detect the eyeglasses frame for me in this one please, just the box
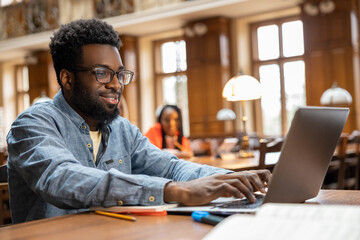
[71,65,134,85]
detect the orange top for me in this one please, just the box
[144,123,191,152]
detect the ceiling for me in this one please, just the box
[0,0,301,62]
[108,0,300,35]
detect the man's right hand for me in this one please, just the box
[163,169,271,206]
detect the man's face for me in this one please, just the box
[69,44,124,124]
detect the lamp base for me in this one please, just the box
[239,149,254,158]
[239,133,253,158]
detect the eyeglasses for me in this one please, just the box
[71,66,134,85]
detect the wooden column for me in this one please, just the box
[119,35,141,128]
[185,17,233,138]
[28,50,58,102]
[301,0,360,133]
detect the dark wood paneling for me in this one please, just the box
[119,35,140,128]
[28,50,56,103]
[302,0,359,133]
[185,17,233,138]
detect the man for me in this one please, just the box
[6,18,271,224]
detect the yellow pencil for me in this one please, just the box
[95,210,136,221]
[174,141,184,151]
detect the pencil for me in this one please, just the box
[95,210,136,221]
[174,141,184,151]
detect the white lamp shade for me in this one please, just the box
[32,91,52,105]
[222,75,261,101]
[320,84,352,106]
[216,108,236,120]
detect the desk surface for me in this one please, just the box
[189,151,279,171]
[1,190,360,240]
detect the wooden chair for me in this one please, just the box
[0,163,7,183]
[0,164,11,225]
[343,131,360,190]
[322,134,347,189]
[190,139,212,157]
[0,150,8,166]
[258,138,284,171]
[322,131,360,190]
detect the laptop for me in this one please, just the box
[167,107,349,214]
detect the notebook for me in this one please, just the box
[167,107,349,214]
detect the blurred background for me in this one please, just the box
[0,0,359,151]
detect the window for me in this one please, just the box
[251,17,305,136]
[154,38,190,136]
[15,65,30,114]
[0,0,22,7]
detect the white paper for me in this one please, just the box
[203,203,360,240]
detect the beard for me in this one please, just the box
[71,79,120,124]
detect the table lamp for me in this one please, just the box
[222,74,261,157]
[216,108,236,121]
[32,90,52,105]
[216,108,236,136]
[320,82,352,106]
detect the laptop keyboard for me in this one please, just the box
[212,194,264,209]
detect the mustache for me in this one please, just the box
[102,89,121,97]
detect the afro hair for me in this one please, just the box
[49,18,122,88]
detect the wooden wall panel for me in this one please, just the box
[187,67,207,133]
[205,65,226,133]
[302,0,359,133]
[185,17,232,138]
[28,50,55,103]
[119,35,140,127]
[305,50,327,106]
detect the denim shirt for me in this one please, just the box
[6,90,231,223]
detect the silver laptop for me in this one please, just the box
[168,107,349,214]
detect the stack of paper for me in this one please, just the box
[203,203,360,240]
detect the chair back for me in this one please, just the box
[0,164,10,225]
[0,164,7,183]
[344,130,360,189]
[259,138,284,170]
[323,131,360,190]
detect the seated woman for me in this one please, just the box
[145,105,194,159]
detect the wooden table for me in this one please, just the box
[1,190,359,240]
[188,151,279,171]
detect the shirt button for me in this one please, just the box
[87,143,91,148]
[118,200,123,205]
[149,196,155,202]
[82,125,87,129]
[118,159,123,164]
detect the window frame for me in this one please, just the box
[15,64,30,115]
[153,36,190,136]
[250,15,305,136]
[153,36,187,108]
[0,0,22,7]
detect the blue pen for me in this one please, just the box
[191,211,225,226]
